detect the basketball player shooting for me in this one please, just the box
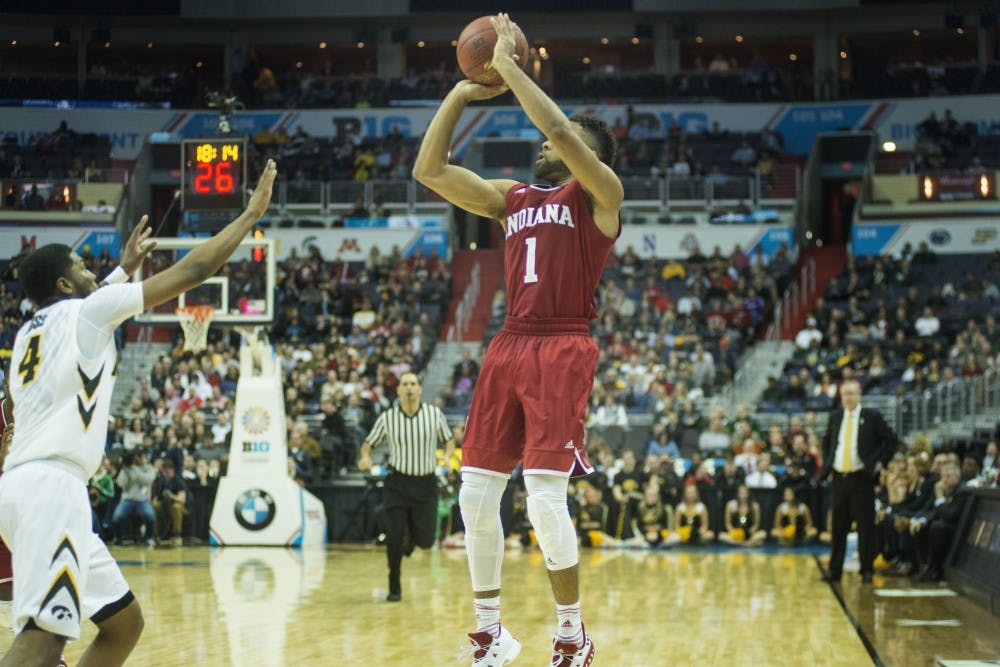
[0,160,276,667]
[413,14,620,667]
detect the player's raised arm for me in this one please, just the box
[490,14,624,217]
[141,160,277,310]
[412,81,518,222]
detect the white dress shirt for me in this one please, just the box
[834,406,863,473]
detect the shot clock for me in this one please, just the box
[181,138,248,210]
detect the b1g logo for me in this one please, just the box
[234,489,276,531]
[242,440,270,454]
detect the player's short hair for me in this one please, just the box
[20,243,74,306]
[569,114,617,167]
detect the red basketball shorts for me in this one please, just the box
[462,317,596,478]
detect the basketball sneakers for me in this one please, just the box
[464,625,521,666]
[550,628,595,667]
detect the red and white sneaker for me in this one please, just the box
[463,625,522,666]
[550,627,595,667]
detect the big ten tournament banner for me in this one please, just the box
[620,224,794,261]
[266,225,448,262]
[8,95,1000,160]
[0,226,120,258]
[853,220,1000,256]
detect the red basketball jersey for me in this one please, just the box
[502,180,618,320]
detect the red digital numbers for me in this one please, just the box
[193,161,236,194]
[193,162,213,193]
[216,162,234,192]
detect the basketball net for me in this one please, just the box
[234,325,266,374]
[176,305,215,353]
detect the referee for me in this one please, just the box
[358,372,454,602]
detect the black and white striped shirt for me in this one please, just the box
[363,403,451,476]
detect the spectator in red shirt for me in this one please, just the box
[729,244,750,271]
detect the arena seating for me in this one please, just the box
[1,243,450,542]
[443,243,795,421]
[0,132,113,182]
[768,251,1000,414]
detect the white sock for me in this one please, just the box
[556,601,584,647]
[475,596,501,639]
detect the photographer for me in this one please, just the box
[152,460,188,546]
[111,449,157,546]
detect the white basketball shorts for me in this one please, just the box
[0,460,132,639]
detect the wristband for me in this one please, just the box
[102,266,129,285]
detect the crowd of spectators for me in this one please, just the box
[1,239,451,544]
[0,121,113,188]
[611,109,787,198]
[772,247,1000,413]
[854,58,993,100]
[242,59,464,109]
[440,243,795,435]
[0,59,204,107]
[454,409,999,554]
[911,109,984,173]
[3,233,999,560]
[872,444,996,581]
[478,376,1000,554]
[13,40,1000,109]
[247,123,419,195]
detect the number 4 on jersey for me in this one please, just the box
[524,237,539,284]
[17,334,42,386]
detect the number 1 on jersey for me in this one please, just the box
[524,237,539,284]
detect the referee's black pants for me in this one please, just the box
[382,472,437,594]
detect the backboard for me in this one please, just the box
[133,236,276,325]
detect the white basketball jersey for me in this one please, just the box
[6,284,144,477]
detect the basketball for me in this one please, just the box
[456,15,529,86]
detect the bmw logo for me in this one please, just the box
[234,489,276,531]
[929,229,951,246]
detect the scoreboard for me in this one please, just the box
[181,138,247,211]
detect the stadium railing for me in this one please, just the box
[279,178,446,214]
[274,169,799,216]
[894,368,1000,438]
[446,262,480,343]
[765,256,816,341]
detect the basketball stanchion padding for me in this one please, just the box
[176,305,215,353]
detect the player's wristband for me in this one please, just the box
[101,266,130,286]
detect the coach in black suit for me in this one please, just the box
[821,380,898,583]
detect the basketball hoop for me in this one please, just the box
[176,305,215,353]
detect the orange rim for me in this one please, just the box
[176,305,216,323]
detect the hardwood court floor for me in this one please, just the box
[0,546,994,666]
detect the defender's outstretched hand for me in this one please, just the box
[121,216,156,276]
[490,13,520,69]
[246,159,278,218]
